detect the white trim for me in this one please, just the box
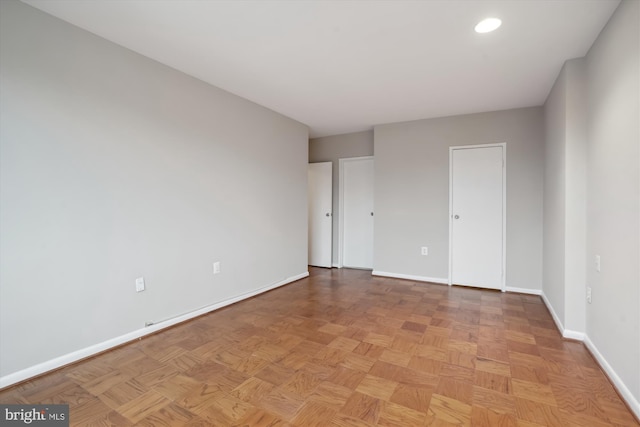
[448,143,507,291]
[540,291,586,341]
[332,263,341,268]
[448,148,453,286]
[0,271,309,389]
[540,292,638,419]
[308,162,333,268]
[505,286,542,295]
[584,336,640,420]
[562,330,586,341]
[372,270,448,285]
[338,156,374,269]
[338,158,345,269]
[541,291,566,336]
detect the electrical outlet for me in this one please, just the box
[595,255,601,272]
[213,261,221,275]
[421,247,428,256]
[586,286,592,304]
[135,277,145,293]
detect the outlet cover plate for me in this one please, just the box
[135,277,145,293]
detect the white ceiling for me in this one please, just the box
[23,0,620,138]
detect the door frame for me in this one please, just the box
[338,156,374,268]
[448,143,506,291]
[308,162,333,268]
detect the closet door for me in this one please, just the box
[450,145,505,290]
[308,162,332,267]
[342,157,374,269]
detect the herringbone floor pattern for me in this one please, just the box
[1,267,638,426]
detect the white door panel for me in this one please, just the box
[342,158,374,269]
[308,162,332,268]
[450,145,504,290]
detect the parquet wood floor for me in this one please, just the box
[1,267,638,426]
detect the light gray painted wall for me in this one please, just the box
[309,131,374,265]
[585,0,639,402]
[0,1,308,378]
[543,66,567,323]
[543,58,588,334]
[563,58,587,334]
[374,108,544,290]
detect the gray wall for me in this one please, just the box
[0,1,308,378]
[309,131,374,265]
[585,0,639,403]
[543,64,567,323]
[543,58,587,334]
[563,59,587,335]
[374,108,544,290]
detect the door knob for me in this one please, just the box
[370,212,374,216]
[454,215,460,219]
[326,213,331,217]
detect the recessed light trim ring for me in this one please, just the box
[475,17,502,33]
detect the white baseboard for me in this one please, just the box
[505,286,542,295]
[584,335,640,420]
[540,292,566,336]
[562,329,586,341]
[0,271,309,389]
[539,292,585,341]
[372,272,547,295]
[540,292,638,420]
[371,271,448,285]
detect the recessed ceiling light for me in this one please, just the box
[475,17,502,33]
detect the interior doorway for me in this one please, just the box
[449,144,505,290]
[308,162,332,268]
[339,157,374,269]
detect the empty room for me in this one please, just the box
[0,0,638,426]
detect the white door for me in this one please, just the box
[308,162,332,268]
[450,145,505,290]
[342,157,374,269]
